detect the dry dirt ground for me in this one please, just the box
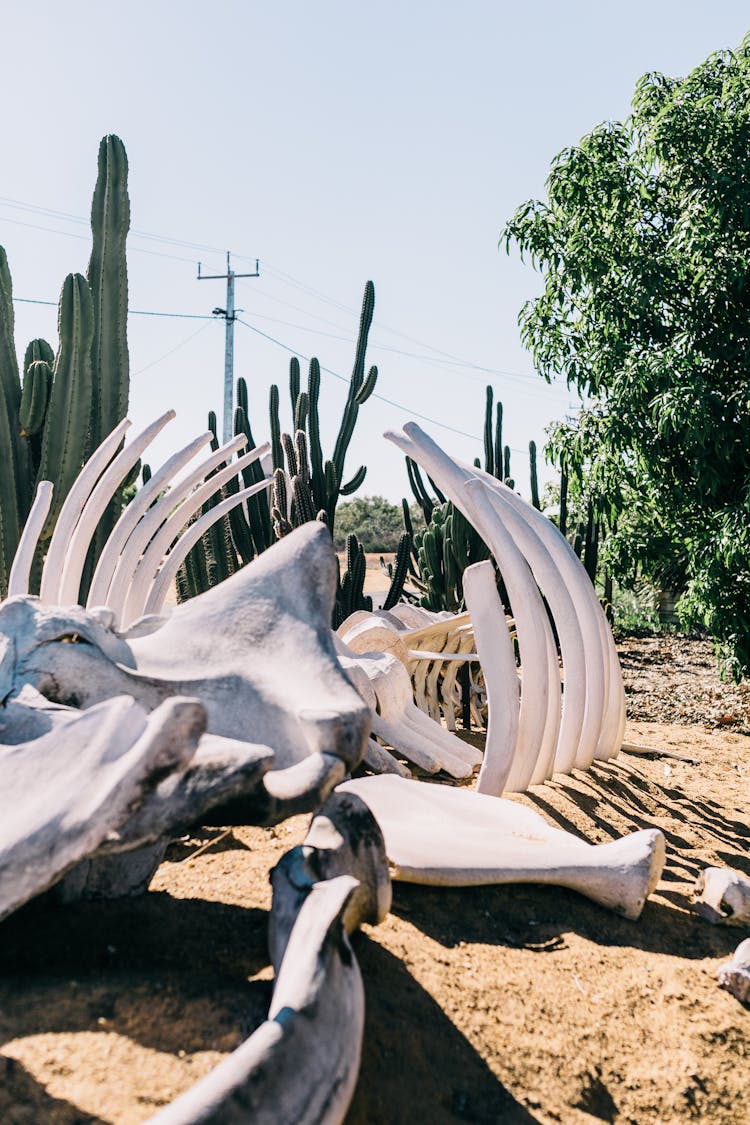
[1,635,749,1124]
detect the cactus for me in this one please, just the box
[0,248,29,585]
[177,283,381,624]
[37,274,96,536]
[381,531,413,612]
[19,359,52,438]
[333,533,372,628]
[87,135,130,452]
[0,136,132,597]
[529,439,541,510]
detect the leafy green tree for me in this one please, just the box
[333,495,421,553]
[504,38,750,677]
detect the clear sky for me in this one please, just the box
[3,3,749,502]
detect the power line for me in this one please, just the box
[13,296,215,320]
[235,316,539,452]
[1,193,536,386]
[132,321,213,376]
[0,214,219,267]
[0,193,570,408]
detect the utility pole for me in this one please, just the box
[198,251,260,442]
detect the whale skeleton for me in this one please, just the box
[0,415,668,1124]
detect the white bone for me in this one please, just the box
[104,433,248,621]
[39,417,131,604]
[363,737,412,776]
[464,460,624,761]
[6,524,371,800]
[86,431,214,609]
[0,695,204,921]
[692,866,750,925]
[149,791,390,1125]
[385,430,557,790]
[57,410,176,606]
[7,480,53,597]
[94,733,276,854]
[122,442,269,626]
[716,937,750,1003]
[139,476,273,622]
[386,422,627,781]
[463,561,519,794]
[341,774,665,920]
[334,639,479,777]
[472,478,590,773]
[150,877,363,1125]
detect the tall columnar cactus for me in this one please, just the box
[86,135,130,573]
[0,248,29,586]
[87,135,130,453]
[37,275,96,535]
[177,282,381,621]
[0,135,131,597]
[529,440,541,510]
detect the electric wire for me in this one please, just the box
[132,321,213,377]
[2,195,576,421]
[0,194,539,383]
[235,316,544,451]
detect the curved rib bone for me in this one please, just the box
[7,481,53,597]
[386,421,627,785]
[386,424,557,791]
[39,418,131,605]
[149,877,363,1125]
[57,410,176,606]
[464,461,624,763]
[341,775,665,920]
[122,443,270,626]
[463,561,519,794]
[86,430,214,609]
[148,792,390,1125]
[140,477,273,622]
[104,433,248,622]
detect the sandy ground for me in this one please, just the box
[0,636,748,1124]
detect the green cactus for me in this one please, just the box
[333,533,372,628]
[87,135,130,452]
[381,531,412,612]
[0,248,29,585]
[529,439,541,510]
[0,136,132,597]
[19,360,52,438]
[36,274,95,537]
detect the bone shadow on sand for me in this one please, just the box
[346,935,541,1125]
[0,892,272,1058]
[0,1055,108,1125]
[388,880,741,962]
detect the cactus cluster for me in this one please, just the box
[177,280,411,621]
[0,136,130,596]
[402,386,564,614]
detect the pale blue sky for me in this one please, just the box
[3,3,749,500]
